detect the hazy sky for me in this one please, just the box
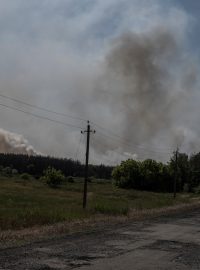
[0,0,199,164]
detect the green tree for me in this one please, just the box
[112,158,173,192]
[169,151,190,191]
[140,159,162,191]
[112,159,141,188]
[42,167,65,188]
[189,153,200,191]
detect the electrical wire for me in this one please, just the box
[74,133,83,160]
[95,129,172,155]
[92,136,138,161]
[0,92,175,156]
[91,121,173,153]
[0,93,174,153]
[0,102,82,130]
[0,92,87,122]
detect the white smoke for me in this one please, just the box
[0,128,40,155]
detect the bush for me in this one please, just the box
[20,173,31,180]
[2,166,12,176]
[42,167,65,188]
[12,169,18,175]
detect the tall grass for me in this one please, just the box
[94,202,129,216]
[0,176,196,230]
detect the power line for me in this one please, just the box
[90,155,117,166]
[0,102,82,129]
[92,136,171,166]
[89,137,119,166]
[0,92,87,122]
[0,92,174,155]
[79,134,86,164]
[0,92,174,153]
[92,137,127,158]
[92,136,140,162]
[95,129,171,155]
[92,122,173,153]
[74,133,83,160]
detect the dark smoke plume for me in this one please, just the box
[92,27,197,159]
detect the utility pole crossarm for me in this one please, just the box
[81,121,95,209]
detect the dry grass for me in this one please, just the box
[0,176,199,247]
[1,200,200,249]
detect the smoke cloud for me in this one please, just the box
[0,128,40,155]
[0,1,199,164]
[90,27,198,161]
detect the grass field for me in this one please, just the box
[0,176,197,230]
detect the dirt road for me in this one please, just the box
[1,209,200,269]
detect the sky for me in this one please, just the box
[0,0,200,165]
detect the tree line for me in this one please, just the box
[1,151,200,193]
[112,151,200,193]
[0,153,113,179]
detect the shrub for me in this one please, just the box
[12,169,18,175]
[42,167,65,188]
[20,173,31,180]
[2,166,12,176]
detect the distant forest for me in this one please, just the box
[1,151,200,193]
[0,153,113,179]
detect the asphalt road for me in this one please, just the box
[1,209,200,269]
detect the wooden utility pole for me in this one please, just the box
[173,147,179,199]
[81,121,95,209]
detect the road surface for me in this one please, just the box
[1,209,200,269]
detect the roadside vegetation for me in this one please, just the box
[1,150,200,231]
[112,151,200,193]
[0,175,197,230]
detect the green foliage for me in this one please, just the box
[169,152,190,191]
[112,159,173,192]
[20,173,31,180]
[0,177,195,230]
[42,167,65,188]
[94,202,129,215]
[112,150,200,193]
[0,153,113,179]
[189,153,200,191]
[11,169,18,175]
[2,167,12,177]
[112,159,141,189]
